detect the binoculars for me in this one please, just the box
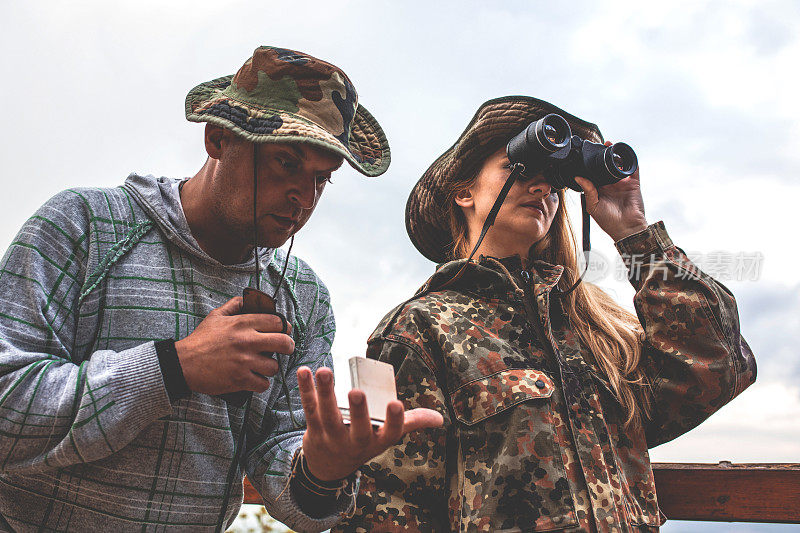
[507,113,638,191]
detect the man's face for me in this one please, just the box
[214,136,344,250]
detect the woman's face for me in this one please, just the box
[455,146,559,259]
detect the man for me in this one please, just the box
[0,46,441,532]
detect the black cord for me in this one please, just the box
[555,192,590,297]
[253,146,261,293]
[438,164,523,290]
[215,146,302,532]
[215,398,253,533]
[274,234,301,429]
[273,235,294,300]
[215,144,263,533]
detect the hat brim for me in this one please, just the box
[185,75,390,177]
[406,96,603,263]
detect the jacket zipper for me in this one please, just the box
[519,270,557,360]
[520,270,577,398]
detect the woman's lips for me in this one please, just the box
[520,202,545,214]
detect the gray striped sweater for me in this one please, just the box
[0,174,352,532]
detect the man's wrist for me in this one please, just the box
[154,339,192,401]
[289,448,355,519]
[293,448,349,495]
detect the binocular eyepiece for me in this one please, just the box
[507,114,637,191]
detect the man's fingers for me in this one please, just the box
[248,354,280,377]
[246,331,295,355]
[244,371,271,393]
[401,408,444,433]
[347,390,373,446]
[297,367,324,434]
[377,401,405,445]
[215,296,243,316]
[237,314,293,335]
[314,368,346,437]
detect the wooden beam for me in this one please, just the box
[243,463,800,523]
[653,462,800,523]
[243,477,262,505]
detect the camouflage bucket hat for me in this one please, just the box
[186,46,390,177]
[406,95,603,263]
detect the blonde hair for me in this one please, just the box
[445,166,652,426]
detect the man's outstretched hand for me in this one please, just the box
[297,366,444,482]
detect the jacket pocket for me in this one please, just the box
[450,369,578,531]
[451,368,555,425]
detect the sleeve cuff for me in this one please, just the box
[108,342,174,435]
[289,448,355,519]
[155,339,191,401]
[614,221,674,256]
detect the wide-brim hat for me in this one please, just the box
[186,46,390,177]
[406,95,603,263]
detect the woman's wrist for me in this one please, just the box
[608,220,649,242]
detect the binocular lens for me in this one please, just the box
[604,142,637,178]
[536,114,571,151]
[611,152,624,171]
[507,113,572,163]
[543,124,560,145]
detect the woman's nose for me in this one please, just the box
[527,179,552,198]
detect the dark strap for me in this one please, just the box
[439,164,523,290]
[215,393,253,533]
[154,339,191,401]
[581,192,591,253]
[484,164,522,229]
[275,311,289,334]
[556,193,591,297]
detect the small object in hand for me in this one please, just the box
[220,287,282,406]
[339,357,397,428]
[242,287,278,314]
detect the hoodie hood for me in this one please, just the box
[122,173,275,272]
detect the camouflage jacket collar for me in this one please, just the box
[419,254,566,300]
[407,253,580,375]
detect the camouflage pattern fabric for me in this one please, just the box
[186,46,390,177]
[335,222,756,532]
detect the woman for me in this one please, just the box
[336,96,756,532]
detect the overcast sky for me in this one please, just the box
[2,1,798,530]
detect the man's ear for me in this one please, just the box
[204,124,226,159]
[453,187,474,209]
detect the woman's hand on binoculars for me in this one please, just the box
[575,143,649,242]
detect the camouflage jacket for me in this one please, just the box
[335,222,756,532]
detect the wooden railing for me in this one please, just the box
[652,463,800,523]
[243,462,800,523]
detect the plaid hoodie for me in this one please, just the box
[0,174,352,532]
